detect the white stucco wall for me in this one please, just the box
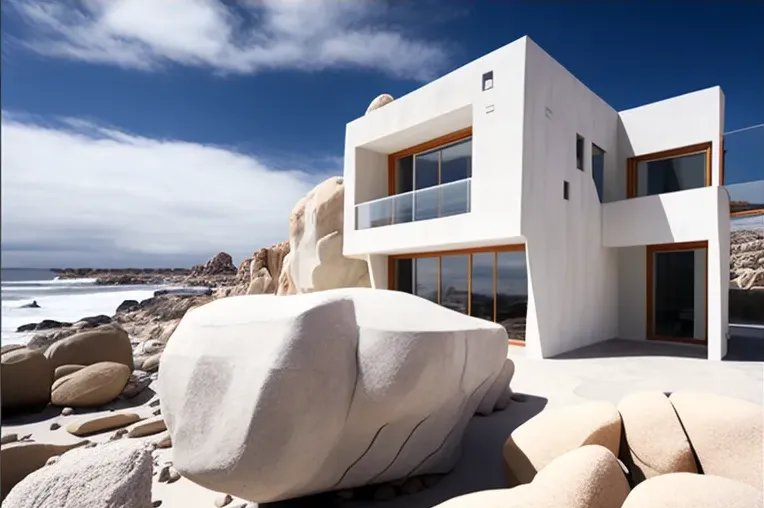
[520,39,620,358]
[343,37,529,258]
[605,187,730,359]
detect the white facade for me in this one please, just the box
[343,36,730,360]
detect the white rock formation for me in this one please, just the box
[159,288,511,503]
[3,440,152,508]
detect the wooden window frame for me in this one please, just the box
[387,127,473,195]
[645,241,708,345]
[626,142,712,198]
[388,244,527,347]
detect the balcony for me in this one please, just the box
[355,178,471,230]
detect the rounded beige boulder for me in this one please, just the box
[365,94,394,114]
[622,472,763,508]
[502,401,621,486]
[53,364,85,381]
[51,362,131,407]
[436,445,629,508]
[1,347,53,410]
[44,324,133,371]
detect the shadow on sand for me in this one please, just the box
[1,387,157,426]
[548,337,764,363]
[264,393,548,508]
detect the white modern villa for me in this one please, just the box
[342,36,731,360]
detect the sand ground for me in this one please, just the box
[3,338,762,508]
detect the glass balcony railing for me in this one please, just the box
[355,178,471,230]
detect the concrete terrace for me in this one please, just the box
[331,338,764,508]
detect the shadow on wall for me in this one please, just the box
[262,394,548,508]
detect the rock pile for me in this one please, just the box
[190,252,237,277]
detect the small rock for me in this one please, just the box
[152,408,161,416]
[215,494,233,507]
[127,416,166,438]
[20,434,32,441]
[158,465,171,483]
[167,467,180,484]
[153,501,162,507]
[422,474,443,488]
[149,399,161,407]
[66,413,141,437]
[110,428,129,441]
[401,476,424,495]
[1,433,18,445]
[142,353,162,372]
[121,370,153,399]
[154,432,172,449]
[336,489,354,500]
[84,442,98,448]
[45,455,60,466]
[373,485,397,501]
[61,407,75,416]
[49,422,60,431]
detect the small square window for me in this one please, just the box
[563,180,570,200]
[482,71,494,91]
[576,134,585,170]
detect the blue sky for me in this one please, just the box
[1,1,762,267]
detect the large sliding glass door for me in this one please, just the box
[647,242,708,343]
[390,246,528,342]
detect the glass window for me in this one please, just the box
[496,251,528,341]
[576,134,585,170]
[636,151,707,197]
[440,255,469,314]
[394,258,413,294]
[415,150,439,190]
[440,139,472,184]
[414,257,438,303]
[592,144,605,202]
[470,253,494,321]
[396,155,413,194]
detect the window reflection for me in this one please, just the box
[440,255,468,314]
[592,144,605,202]
[496,251,528,341]
[440,139,472,184]
[414,257,438,303]
[636,152,707,197]
[470,253,494,321]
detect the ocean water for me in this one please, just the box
[1,268,164,345]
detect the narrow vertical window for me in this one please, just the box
[563,181,570,200]
[591,144,605,202]
[576,134,585,170]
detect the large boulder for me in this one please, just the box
[669,392,763,489]
[287,177,371,294]
[502,401,621,486]
[3,440,153,508]
[435,445,630,508]
[159,288,509,503]
[44,324,133,371]
[0,441,89,501]
[51,362,131,408]
[621,472,763,508]
[1,347,53,410]
[190,251,237,277]
[618,391,697,482]
[365,94,394,114]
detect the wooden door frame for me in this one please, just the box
[645,240,709,344]
[388,244,527,346]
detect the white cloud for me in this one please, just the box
[6,0,450,81]
[1,112,332,268]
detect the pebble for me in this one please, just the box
[45,455,60,466]
[158,465,171,483]
[373,485,397,501]
[49,423,61,431]
[152,408,161,417]
[20,434,32,441]
[152,501,162,507]
[154,433,172,449]
[61,407,74,416]
[1,433,18,445]
[401,476,424,495]
[110,428,129,441]
[167,467,180,484]
[214,494,233,507]
[149,399,161,408]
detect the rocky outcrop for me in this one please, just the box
[44,324,133,371]
[217,241,291,297]
[113,294,212,343]
[159,287,511,503]
[287,177,370,294]
[436,445,630,508]
[3,440,153,508]
[621,472,763,508]
[366,94,394,114]
[503,401,622,486]
[730,228,764,289]
[1,347,53,411]
[190,251,237,277]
